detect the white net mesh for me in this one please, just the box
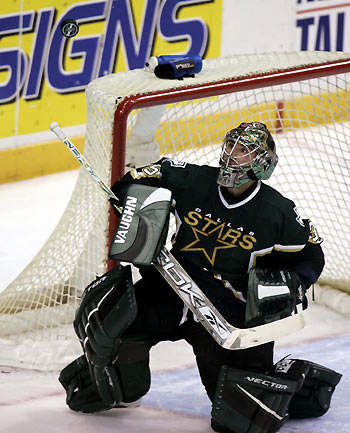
[1,52,350,369]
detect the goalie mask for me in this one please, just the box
[217,122,278,188]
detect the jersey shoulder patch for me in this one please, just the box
[306,219,323,244]
[130,163,161,180]
[162,158,187,168]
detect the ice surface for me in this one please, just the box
[0,170,349,432]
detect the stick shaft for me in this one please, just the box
[49,121,122,214]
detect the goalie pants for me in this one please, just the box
[125,266,274,402]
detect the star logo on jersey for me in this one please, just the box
[181,223,236,265]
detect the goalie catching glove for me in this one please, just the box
[245,268,307,327]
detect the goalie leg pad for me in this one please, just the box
[74,264,137,355]
[59,355,113,413]
[87,337,151,408]
[114,337,152,404]
[277,359,342,419]
[211,366,299,433]
[91,364,123,407]
[73,265,138,407]
[59,337,151,412]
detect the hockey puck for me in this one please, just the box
[60,19,79,38]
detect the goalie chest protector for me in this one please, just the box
[109,184,172,266]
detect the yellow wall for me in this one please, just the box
[0,0,222,182]
[0,137,84,183]
[155,90,350,154]
[2,88,350,183]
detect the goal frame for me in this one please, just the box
[1,51,350,370]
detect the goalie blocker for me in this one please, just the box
[109,184,172,266]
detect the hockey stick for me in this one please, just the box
[49,122,120,211]
[154,249,304,349]
[49,121,305,350]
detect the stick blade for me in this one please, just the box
[223,313,305,350]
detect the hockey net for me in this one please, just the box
[1,51,350,370]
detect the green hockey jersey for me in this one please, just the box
[113,158,321,324]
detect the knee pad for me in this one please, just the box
[211,365,303,433]
[275,358,342,418]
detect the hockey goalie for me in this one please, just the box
[59,122,341,433]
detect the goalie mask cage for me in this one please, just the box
[1,51,350,370]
